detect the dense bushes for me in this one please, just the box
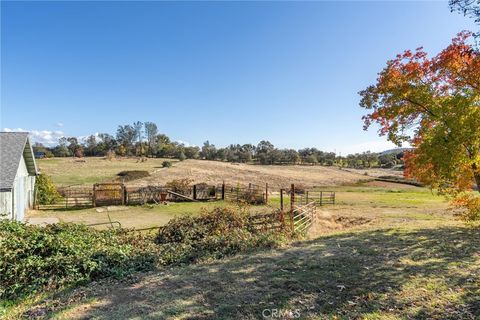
[1,207,288,302]
[0,221,156,300]
[452,193,480,222]
[155,207,287,264]
[35,173,61,205]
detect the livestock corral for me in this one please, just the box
[28,157,399,231]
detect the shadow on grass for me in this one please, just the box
[26,226,479,319]
[36,206,93,212]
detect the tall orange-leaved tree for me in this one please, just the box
[359,32,480,218]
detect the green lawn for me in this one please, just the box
[37,157,177,186]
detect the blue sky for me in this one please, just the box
[0,1,476,154]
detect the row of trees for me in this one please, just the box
[32,121,405,169]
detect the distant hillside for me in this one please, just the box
[379,147,412,156]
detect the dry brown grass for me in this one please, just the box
[38,157,402,189]
[136,160,371,189]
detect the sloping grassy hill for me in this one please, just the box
[37,157,400,188]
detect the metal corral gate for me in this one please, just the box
[291,202,317,233]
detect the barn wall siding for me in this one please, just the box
[0,134,38,222]
[0,191,13,220]
[13,155,31,221]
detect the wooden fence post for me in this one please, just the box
[193,184,197,200]
[306,191,309,204]
[92,184,96,207]
[290,184,295,212]
[265,183,269,204]
[280,188,284,211]
[290,183,295,234]
[221,182,225,200]
[123,184,127,205]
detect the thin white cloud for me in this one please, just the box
[3,128,65,146]
[177,140,196,147]
[56,122,64,127]
[339,140,410,155]
[77,132,100,143]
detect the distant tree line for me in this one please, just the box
[32,121,405,169]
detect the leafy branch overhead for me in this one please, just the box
[360,32,480,217]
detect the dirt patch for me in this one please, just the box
[117,170,150,182]
[308,210,373,237]
[26,217,60,226]
[334,216,372,227]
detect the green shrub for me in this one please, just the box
[162,161,172,168]
[155,207,287,264]
[178,152,187,161]
[0,221,156,300]
[35,173,61,205]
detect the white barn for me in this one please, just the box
[0,132,38,221]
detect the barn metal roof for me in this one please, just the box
[0,132,38,190]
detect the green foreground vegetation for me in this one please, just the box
[1,207,288,318]
[31,226,478,320]
[5,182,478,319]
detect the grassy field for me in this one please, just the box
[36,157,179,186]
[27,181,446,231]
[18,159,479,319]
[37,157,401,188]
[17,182,480,319]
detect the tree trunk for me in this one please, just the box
[473,163,480,193]
[475,172,480,194]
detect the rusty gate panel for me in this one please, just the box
[93,183,125,207]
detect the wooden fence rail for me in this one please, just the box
[223,183,267,205]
